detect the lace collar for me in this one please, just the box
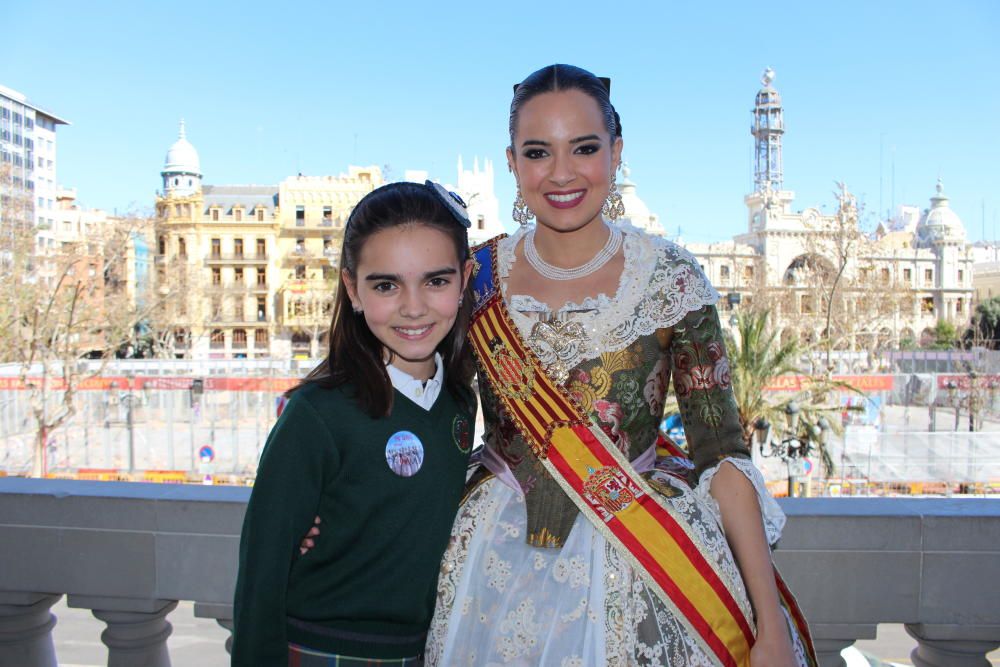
[497,224,719,378]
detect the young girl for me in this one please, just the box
[232,181,476,666]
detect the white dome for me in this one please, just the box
[162,120,201,176]
[916,179,965,245]
[617,164,665,236]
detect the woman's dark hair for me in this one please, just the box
[288,181,474,418]
[509,64,622,145]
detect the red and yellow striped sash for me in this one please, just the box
[469,240,754,667]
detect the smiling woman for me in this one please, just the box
[425,64,818,667]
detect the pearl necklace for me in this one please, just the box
[524,224,623,281]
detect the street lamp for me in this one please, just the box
[757,401,812,497]
[109,377,138,474]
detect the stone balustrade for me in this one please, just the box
[0,478,997,667]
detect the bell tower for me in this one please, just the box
[752,68,784,193]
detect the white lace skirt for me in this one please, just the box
[426,466,809,666]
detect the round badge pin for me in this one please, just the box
[385,431,424,477]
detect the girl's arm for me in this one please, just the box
[669,305,796,666]
[232,395,335,666]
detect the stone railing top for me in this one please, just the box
[1,479,998,633]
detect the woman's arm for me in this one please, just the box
[711,462,795,665]
[669,305,795,665]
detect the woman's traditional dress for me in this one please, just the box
[427,226,815,667]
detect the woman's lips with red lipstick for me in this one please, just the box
[544,189,586,209]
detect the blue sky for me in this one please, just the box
[3,0,998,242]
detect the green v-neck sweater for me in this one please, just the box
[232,381,475,665]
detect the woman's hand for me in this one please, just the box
[298,516,321,555]
[750,625,797,667]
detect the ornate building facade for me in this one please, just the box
[683,70,975,370]
[154,122,384,359]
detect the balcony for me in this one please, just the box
[0,481,997,666]
[204,254,268,266]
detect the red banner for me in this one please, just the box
[0,375,299,392]
[764,375,894,392]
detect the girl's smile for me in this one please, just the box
[343,224,472,380]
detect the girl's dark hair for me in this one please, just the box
[509,64,622,145]
[289,181,474,418]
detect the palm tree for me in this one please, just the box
[725,308,850,475]
[725,308,801,447]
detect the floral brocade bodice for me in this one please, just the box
[479,225,749,547]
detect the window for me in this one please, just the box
[211,238,221,258]
[234,300,244,321]
[957,298,964,315]
[295,237,305,254]
[296,205,305,226]
[921,297,934,314]
[234,267,244,284]
[212,267,221,285]
[720,265,730,281]
[958,270,965,283]
[234,238,244,258]
[211,208,219,221]
[174,328,189,347]
[158,236,166,255]
[256,208,265,221]
[295,264,306,279]
[234,208,243,222]
[210,329,225,348]
[477,215,485,230]
[800,295,813,314]
[178,238,187,258]
[293,300,306,316]
[256,268,266,286]
[233,329,247,347]
[255,329,268,346]
[881,267,891,283]
[257,297,267,320]
[924,269,933,286]
[256,238,266,258]
[903,268,912,282]
[322,206,332,226]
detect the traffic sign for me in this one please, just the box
[802,458,814,476]
[199,445,215,462]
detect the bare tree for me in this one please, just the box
[1,166,160,476]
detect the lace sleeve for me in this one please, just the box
[695,456,787,546]
[668,303,750,476]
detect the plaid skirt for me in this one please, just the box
[288,643,423,666]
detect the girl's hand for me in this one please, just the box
[298,516,321,555]
[750,627,797,667]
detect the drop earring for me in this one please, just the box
[512,187,534,226]
[602,179,625,222]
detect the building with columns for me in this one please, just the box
[154,122,384,360]
[682,69,974,368]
